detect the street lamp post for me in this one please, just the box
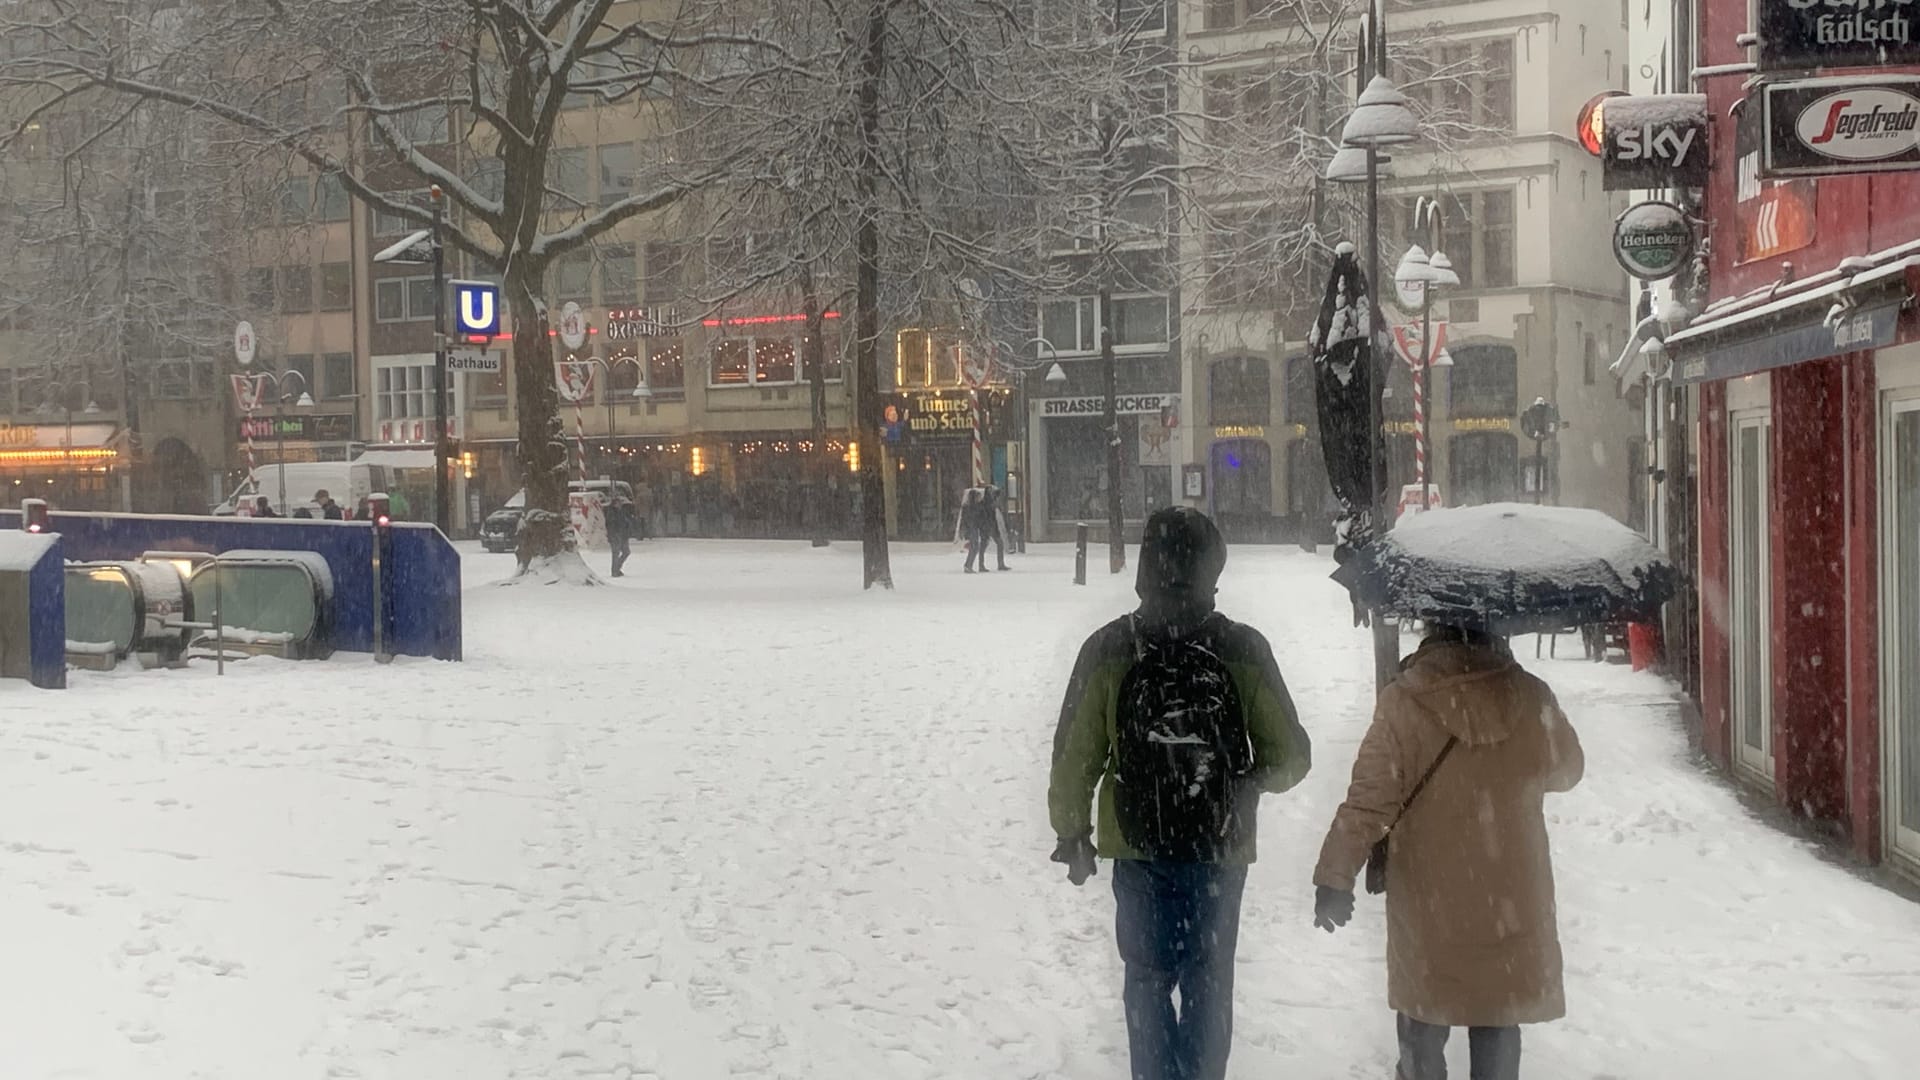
[1327,0,1420,689]
[584,353,651,472]
[252,368,314,512]
[372,187,451,533]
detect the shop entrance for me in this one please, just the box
[893,442,971,540]
[1883,392,1920,867]
[1731,412,1774,784]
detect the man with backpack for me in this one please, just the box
[1048,506,1312,1080]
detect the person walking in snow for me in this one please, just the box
[960,486,991,573]
[980,483,1011,570]
[1048,506,1312,1080]
[314,489,343,521]
[1311,623,1584,1080]
[606,497,635,577]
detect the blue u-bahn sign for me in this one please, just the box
[451,279,501,338]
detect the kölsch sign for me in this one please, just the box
[1763,76,1920,178]
[1598,94,1709,191]
[1758,0,1920,73]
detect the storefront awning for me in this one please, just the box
[1665,256,1918,385]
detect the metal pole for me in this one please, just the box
[1365,2,1399,689]
[372,527,385,660]
[431,189,451,535]
[1420,282,1433,509]
[213,559,224,677]
[277,397,288,513]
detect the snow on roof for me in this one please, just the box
[1666,254,1919,350]
[1607,93,1707,130]
[0,531,57,572]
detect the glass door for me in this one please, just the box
[1731,413,1774,782]
[1883,395,1920,865]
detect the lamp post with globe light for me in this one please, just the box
[1325,0,1421,688]
[1394,201,1461,512]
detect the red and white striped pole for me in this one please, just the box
[1409,345,1426,488]
[970,389,986,487]
[572,399,590,483]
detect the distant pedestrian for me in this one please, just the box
[314,490,343,521]
[253,496,279,518]
[1312,623,1585,1080]
[960,487,990,574]
[981,483,1011,570]
[1050,507,1312,1080]
[607,497,634,577]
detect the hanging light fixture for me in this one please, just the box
[1044,362,1069,385]
[1339,75,1419,148]
[1428,250,1462,289]
[1325,146,1396,184]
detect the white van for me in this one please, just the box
[212,462,381,518]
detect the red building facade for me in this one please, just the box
[1670,0,1920,877]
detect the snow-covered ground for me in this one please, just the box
[4,540,1918,1079]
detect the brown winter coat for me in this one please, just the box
[1314,641,1585,1028]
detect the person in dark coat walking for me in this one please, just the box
[980,483,1011,570]
[960,487,990,574]
[314,490,344,520]
[1049,507,1312,1080]
[606,497,635,577]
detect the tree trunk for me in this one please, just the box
[508,262,567,567]
[853,1,893,589]
[803,272,831,548]
[1100,286,1126,574]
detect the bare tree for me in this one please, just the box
[1,0,775,566]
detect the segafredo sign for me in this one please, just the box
[1764,77,1920,177]
[1613,201,1695,281]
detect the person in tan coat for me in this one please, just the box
[1311,624,1584,1080]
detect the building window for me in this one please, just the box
[1205,0,1239,30]
[1211,438,1273,517]
[711,339,751,385]
[320,262,352,311]
[600,244,637,305]
[1038,294,1169,357]
[1284,355,1316,425]
[1450,432,1519,505]
[598,142,636,208]
[1113,295,1169,349]
[246,267,276,310]
[279,266,313,314]
[391,107,449,146]
[374,192,427,236]
[647,340,685,392]
[1405,37,1515,135]
[553,254,593,304]
[1115,0,1165,33]
[1209,356,1270,427]
[754,338,797,384]
[1448,344,1518,418]
[1583,330,1599,386]
[1048,416,1153,521]
[469,363,508,408]
[317,174,351,222]
[323,352,355,400]
[374,275,434,322]
[1395,189,1516,289]
[1040,297,1098,355]
[279,176,311,223]
[644,241,687,304]
[285,356,316,399]
[549,146,589,210]
[1203,206,1284,309]
[373,357,453,438]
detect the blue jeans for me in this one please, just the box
[1112,859,1249,1080]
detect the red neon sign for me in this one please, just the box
[700,311,843,328]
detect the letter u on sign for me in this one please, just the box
[451,280,501,337]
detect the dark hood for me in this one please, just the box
[1135,507,1227,631]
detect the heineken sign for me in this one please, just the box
[1759,1,1920,73]
[1613,201,1695,281]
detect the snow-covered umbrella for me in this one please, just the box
[1330,503,1680,634]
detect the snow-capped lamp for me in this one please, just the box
[1427,250,1461,288]
[1339,76,1419,148]
[1325,146,1395,185]
[21,498,49,534]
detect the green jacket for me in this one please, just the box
[1047,611,1311,863]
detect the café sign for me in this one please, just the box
[1759,0,1920,73]
[1763,76,1920,177]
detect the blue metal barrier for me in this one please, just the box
[0,531,66,688]
[0,512,460,661]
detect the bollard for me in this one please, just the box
[1074,522,1089,586]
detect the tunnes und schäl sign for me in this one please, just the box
[1758,0,1920,73]
[1763,76,1920,178]
[1673,300,1901,384]
[1040,393,1179,418]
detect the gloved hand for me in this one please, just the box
[1050,834,1098,886]
[1313,885,1354,933]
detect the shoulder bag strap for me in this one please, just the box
[1388,736,1459,831]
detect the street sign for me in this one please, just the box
[230,373,269,412]
[554,359,596,403]
[234,321,256,368]
[1762,76,1920,179]
[1613,201,1696,280]
[558,301,588,349]
[447,348,502,373]
[451,279,501,338]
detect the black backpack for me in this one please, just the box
[1112,617,1253,862]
